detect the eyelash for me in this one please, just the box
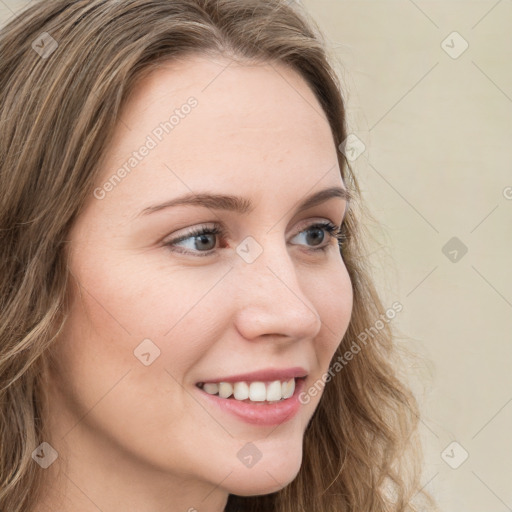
[163,221,347,257]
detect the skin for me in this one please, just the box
[38,54,353,512]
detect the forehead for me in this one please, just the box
[124,54,328,124]
[90,54,342,219]
[113,54,335,153]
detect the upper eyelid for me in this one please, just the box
[161,221,346,260]
[167,217,340,242]
[163,221,342,258]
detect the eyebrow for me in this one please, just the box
[137,185,351,218]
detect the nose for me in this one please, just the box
[231,240,322,343]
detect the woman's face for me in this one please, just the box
[47,55,353,509]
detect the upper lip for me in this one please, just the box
[196,366,308,384]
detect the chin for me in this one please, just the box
[223,448,303,497]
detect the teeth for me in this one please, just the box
[249,382,267,402]
[203,382,219,394]
[200,378,297,402]
[218,382,233,399]
[233,381,249,400]
[266,380,282,401]
[282,378,295,399]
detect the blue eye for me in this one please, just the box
[289,222,342,251]
[163,222,345,257]
[164,225,224,256]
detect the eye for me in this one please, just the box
[290,221,343,252]
[162,221,346,257]
[163,224,224,257]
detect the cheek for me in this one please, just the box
[57,250,235,392]
[307,260,353,359]
[48,265,230,469]
[66,238,230,337]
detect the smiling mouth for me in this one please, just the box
[196,377,306,404]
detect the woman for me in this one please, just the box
[0,1,437,510]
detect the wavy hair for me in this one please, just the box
[0,1,437,510]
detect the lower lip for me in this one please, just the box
[195,378,306,426]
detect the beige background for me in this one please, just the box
[2,1,511,510]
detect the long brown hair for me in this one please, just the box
[0,1,437,510]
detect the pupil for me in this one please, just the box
[307,228,324,246]
[196,234,215,250]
